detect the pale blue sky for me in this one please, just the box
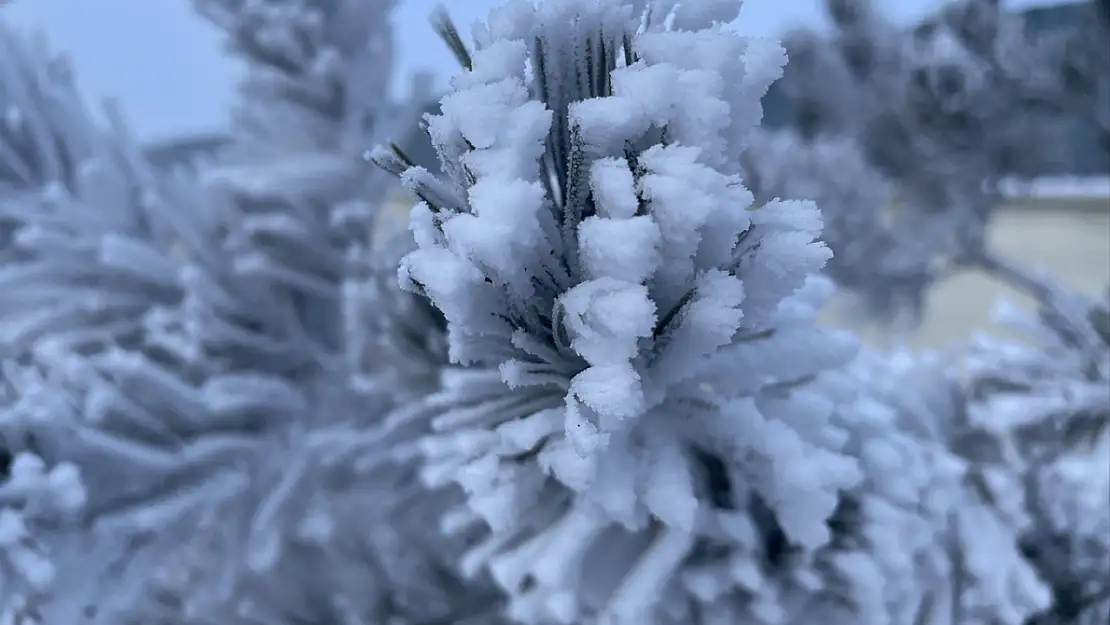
[3,0,1061,141]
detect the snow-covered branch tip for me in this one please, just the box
[362,1,908,623]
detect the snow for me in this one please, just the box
[2,0,1108,623]
[578,216,663,284]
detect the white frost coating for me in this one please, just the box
[373,0,893,622]
[560,279,657,366]
[447,177,549,284]
[0,448,87,619]
[589,158,641,219]
[2,6,480,624]
[0,0,1099,624]
[577,216,663,284]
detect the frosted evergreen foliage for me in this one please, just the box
[85,2,488,623]
[0,15,402,625]
[0,22,222,620]
[773,29,861,142]
[0,0,1104,623]
[963,287,1108,464]
[364,1,919,622]
[0,18,258,529]
[0,24,103,200]
[109,377,504,625]
[812,347,1057,625]
[768,0,1078,319]
[0,444,84,623]
[193,0,396,155]
[1020,465,1110,625]
[193,0,403,359]
[798,0,906,139]
[0,21,226,624]
[345,230,448,399]
[83,9,462,625]
[957,286,1110,625]
[826,0,1066,186]
[745,130,945,320]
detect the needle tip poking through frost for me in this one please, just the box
[372,1,872,621]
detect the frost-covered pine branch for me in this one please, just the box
[819,0,1070,188]
[0,19,218,621]
[1,1,1103,624]
[767,4,1110,614]
[361,3,1091,618]
[93,2,485,622]
[0,14,260,524]
[193,0,406,361]
[345,229,448,398]
[193,0,396,156]
[743,130,947,321]
[949,282,1109,625]
[1019,461,1110,625]
[962,288,1109,462]
[813,347,1054,625]
[0,390,84,622]
[102,232,496,625]
[0,14,407,623]
[765,0,1083,319]
[359,1,1012,622]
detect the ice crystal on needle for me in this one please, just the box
[371,1,869,622]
